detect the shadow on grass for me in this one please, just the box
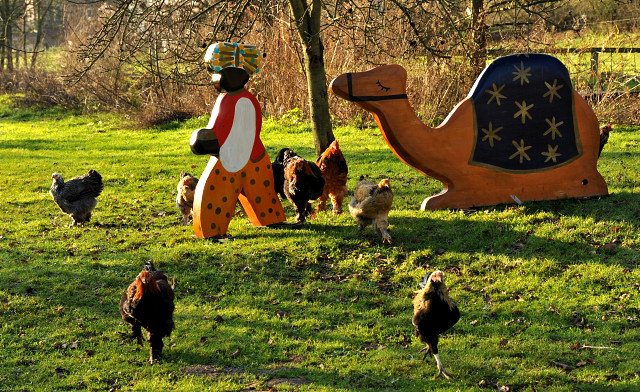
[0,138,53,150]
[1,181,638,390]
[1,223,637,391]
[245,197,636,266]
[175,347,640,391]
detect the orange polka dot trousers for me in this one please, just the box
[192,152,286,238]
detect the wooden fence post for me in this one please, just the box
[590,50,599,75]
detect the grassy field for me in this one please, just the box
[0,95,639,391]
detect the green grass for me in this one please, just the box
[1,96,639,391]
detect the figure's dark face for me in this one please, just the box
[212,67,250,92]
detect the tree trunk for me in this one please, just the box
[6,22,13,71]
[31,0,55,70]
[288,0,334,156]
[301,32,334,156]
[22,5,26,69]
[0,31,5,70]
[470,0,487,79]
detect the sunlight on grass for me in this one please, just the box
[0,99,639,391]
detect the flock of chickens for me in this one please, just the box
[175,139,395,242]
[46,125,613,374]
[47,138,400,365]
[48,139,394,243]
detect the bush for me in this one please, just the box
[0,70,82,110]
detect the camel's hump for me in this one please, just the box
[468,53,580,173]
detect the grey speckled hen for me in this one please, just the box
[50,169,103,226]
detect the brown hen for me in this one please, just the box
[348,176,393,243]
[412,270,460,379]
[283,151,325,223]
[176,171,199,224]
[315,140,348,214]
[119,261,175,363]
[599,124,612,158]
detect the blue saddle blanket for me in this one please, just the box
[468,53,581,172]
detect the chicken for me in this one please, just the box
[315,140,348,214]
[277,148,325,223]
[599,124,612,157]
[348,176,393,243]
[119,261,175,363]
[49,169,103,226]
[271,147,291,200]
[412,270,460,379]
[176,171,199,224]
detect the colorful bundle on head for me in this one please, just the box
[204,42,263,75]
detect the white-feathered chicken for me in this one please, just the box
[50,170,103,226]
[348,176,393,243]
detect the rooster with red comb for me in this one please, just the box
[119,261,175,363]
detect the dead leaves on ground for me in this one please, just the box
[181,365,310,391]
[478,379,511,391]
[550,357,597,374]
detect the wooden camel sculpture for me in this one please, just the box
[330,53,608,210]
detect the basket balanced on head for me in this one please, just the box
[329,54,608,210]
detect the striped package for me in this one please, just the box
[204,42,263,75]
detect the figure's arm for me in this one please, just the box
[206,94,234,145]
[191,94,234,156]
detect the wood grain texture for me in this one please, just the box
[329,58,608,210]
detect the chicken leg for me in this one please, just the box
[433,352,453,380]
[148,333,164,363]
[420,343,453,379]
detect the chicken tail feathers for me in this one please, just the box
[85,170,104,197]
[347,196,361,216]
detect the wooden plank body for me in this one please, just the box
[191,89,285,238]
[329,58,608,210]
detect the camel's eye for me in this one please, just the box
[376,80,390,92]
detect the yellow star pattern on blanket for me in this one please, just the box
[469,54,581,172]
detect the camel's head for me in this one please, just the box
[329,65,408,105]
